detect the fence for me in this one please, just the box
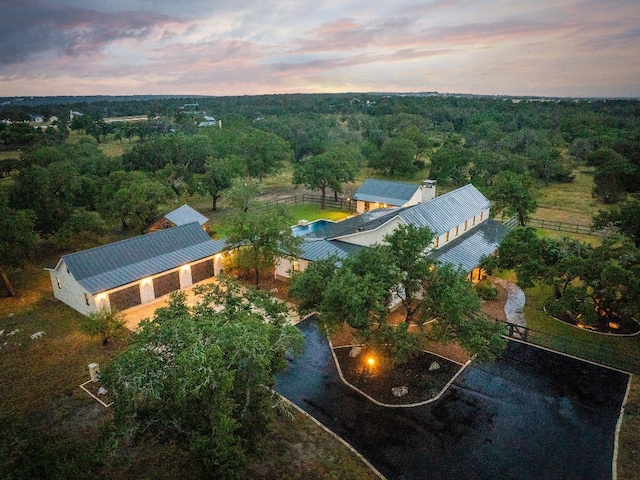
[499,319,639,374]
[527,217,596,236]
[257,193,355,212]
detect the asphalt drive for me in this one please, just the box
[274,317,630,480]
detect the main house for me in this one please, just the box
[276,181,508,282]
[46,222,226,316]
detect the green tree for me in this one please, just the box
[369,137,418,177]
[80,307,127,346]
[101,284,304,478]
[489,171,537,226]
[52,209,108,251]
[0,201,36,297]
[292,149,357,209]
[225,182,302,286]
[291,225,506,363]
[593,198,640,247]
[191,156,244,211]
[99,171,173,232]
[590,150,635,204]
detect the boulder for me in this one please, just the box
[392,386,408,397]
[429,361,440,371]
[349,346,362,357]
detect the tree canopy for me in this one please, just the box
[290,225,506,363]
[101,283,304,478]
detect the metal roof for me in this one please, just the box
[307,184,491,242]
[164,204,209,226]
[299,239,364,262]
[429,219,508,272]
[304,208,404,240]
[398,184,491,235]
[352,179,420,206]
[60,222,226,294]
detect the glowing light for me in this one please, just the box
[367,357,375,366]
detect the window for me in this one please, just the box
[455,225,459,237]
[445,231,450,242]
[292,260,300,272]
[434,237,439,248]
[480,211,484,221]
[472,216,476,226]
[84,293,90,306]
[464,220,468,231]
[56,277,61,289]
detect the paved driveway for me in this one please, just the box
[275,318,630,480]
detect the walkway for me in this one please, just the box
[492,277,527,327]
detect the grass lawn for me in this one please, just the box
[535,168,602,225]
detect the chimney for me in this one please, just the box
[421,180,436,203]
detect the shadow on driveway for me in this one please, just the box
[275,317,630,480]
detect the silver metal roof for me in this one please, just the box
[429,219,508,272]
[299,239,364,262]
[352,179,420,206]
[164,204,209,226]
[399,184,491,235]
[60,222,226,294]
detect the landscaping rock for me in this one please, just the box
[0,330,4,336]
[392,386,408,397]
[98,387,108,396]
[429,361,440,371]
[30,331,44,340]
[349,346,362,357]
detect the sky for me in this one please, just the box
[1,0,639,98]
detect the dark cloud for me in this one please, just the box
[0,0,183,65]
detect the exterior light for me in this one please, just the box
[367,357,375,366]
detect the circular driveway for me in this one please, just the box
[275,318,630,480]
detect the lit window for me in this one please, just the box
[480,211,484,221]
[56,278,61,289]
[292,260,300,272]
[445,231,450,242]
[434,237,439,248]
[455,225,459,236]
[84,293,90,306]
[464,220,468,231]
[472,216,476,226]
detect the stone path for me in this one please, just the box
[492,277,527,327]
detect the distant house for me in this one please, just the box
[46,222,226,315]
[147,204,209,232]
[276,182,507,282]
[30,114,45,123]
[198,115,219,128]
[49,116,59,123]
[69,110,84,120]
[352,178,436,213]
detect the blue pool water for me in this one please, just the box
[291,219,334,236]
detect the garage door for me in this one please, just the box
[109,284,142,311]
[190,259,215,284]
[153,271,181,298]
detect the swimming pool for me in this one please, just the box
[291,219,335,236]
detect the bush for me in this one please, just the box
[475,279,499,301]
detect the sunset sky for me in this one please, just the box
[1,0,639,98]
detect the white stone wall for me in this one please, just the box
[47,261,97,316]
[275,257,310,279]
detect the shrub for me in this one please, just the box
[475,279,499,301]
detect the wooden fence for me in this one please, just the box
[257,194,355,212]
[527,217,596,236]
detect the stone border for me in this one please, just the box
[329,340,471,408]
[79,380,113,408]
[276,394,386,480]
[612,375,633,480]
[543,305,640,337]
